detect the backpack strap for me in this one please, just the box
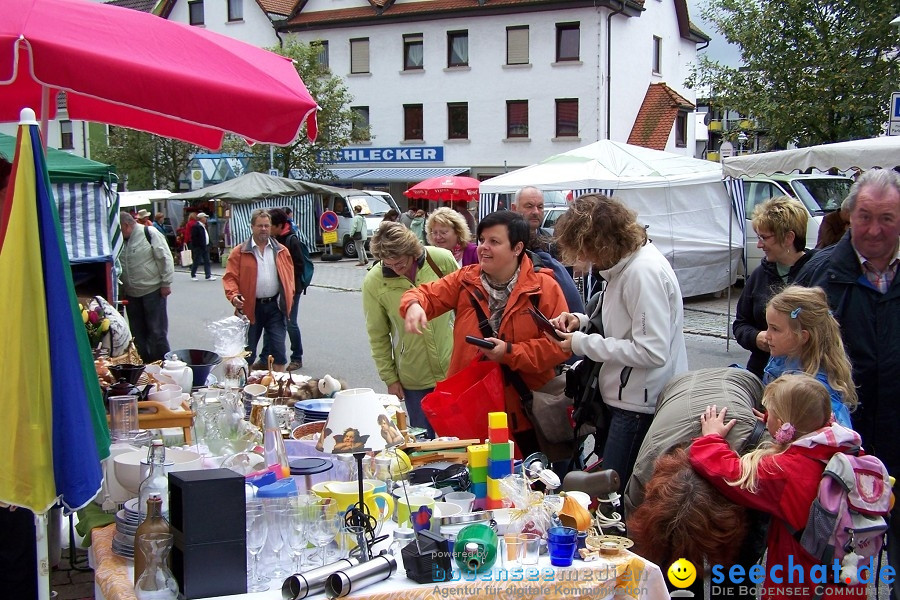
[738,418,768,455]
[144,224,152,245]
[424,249,444,278]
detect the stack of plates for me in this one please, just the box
[111,499,141,559]
[293,399,333,424]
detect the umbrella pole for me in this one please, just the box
[34,511,51,600]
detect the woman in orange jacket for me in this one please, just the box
[401,211,570,456]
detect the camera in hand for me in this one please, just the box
[464,335,495,349]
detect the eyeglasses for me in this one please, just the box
[756,233,776,242]
[381,257,410,271]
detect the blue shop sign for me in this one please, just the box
[319,146,444,163]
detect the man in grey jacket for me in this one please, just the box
[119,211,174,362]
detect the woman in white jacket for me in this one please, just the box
[549,194,688,491]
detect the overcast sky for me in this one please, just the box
[687,0,743,67]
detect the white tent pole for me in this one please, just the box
[727,191,732,351]
[35,511,50,600]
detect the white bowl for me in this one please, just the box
[113,447,203,495]
[243,383,267,397]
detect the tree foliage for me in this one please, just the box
[687,0,899,148]
[92,128,199,191]
[230,38,356,181]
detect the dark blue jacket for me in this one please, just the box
[733,251,813,378]
[796,233,900,472]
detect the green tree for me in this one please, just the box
[92,128,199,191]
[233,38,356,181]
[688,0,899,148]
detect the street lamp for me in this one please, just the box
[737,131,749,155]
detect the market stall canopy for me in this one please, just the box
[118,190,173,208]
[479,140,739,298]
[0,132,114,183]
[169,172,361,202]
[0,0,319,149]
[479,140,725,193]
[721,136,900,178]
[404,175,480,201]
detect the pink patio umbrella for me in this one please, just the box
[0,0,319,149]
[404,175,480,202]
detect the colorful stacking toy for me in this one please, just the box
[486,412,514,509]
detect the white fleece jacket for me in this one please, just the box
[570,243,688,415]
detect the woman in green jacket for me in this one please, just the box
[362,222,458,436]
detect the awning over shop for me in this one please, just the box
[326,166,469,183]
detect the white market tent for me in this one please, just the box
[118,189,173,208]
[479,140,742,298]
[722,136,900,178]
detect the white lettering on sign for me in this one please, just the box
[318,147,445,164]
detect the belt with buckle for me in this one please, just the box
[257,295,278,304]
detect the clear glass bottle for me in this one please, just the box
[263,406,290,479]
[138,440,169,522]
[389,526,416,558]
[134,531,178,599]
[133,495,171,588]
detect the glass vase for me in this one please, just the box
[134,532,178,600]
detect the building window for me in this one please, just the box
[60,120,73,150]
[448,103,468,139]
[506,101,528,138]
[404,104,423,140]
[507,26,529,65]
[403,34,424,71]
[447,31,469,67]
[313,41,329,69]
[555,99,578,137]
[652,36,662,74]
[350,38,370,74]
[227,0,242,21]
[351,106,370,141]
[188,0,204,25]
[556,23,580,62]
[675,111,687,147]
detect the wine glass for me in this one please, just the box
[245,503,269,592]
[266,506,291,578]
[285,503,308,574]
[310,499,341,567]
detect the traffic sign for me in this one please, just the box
[890,92,900,136]
[322,231,338,245]
[320,210,339,232]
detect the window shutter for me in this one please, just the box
[507,27,529,65]
[351,39,370,74]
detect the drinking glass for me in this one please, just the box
[266,507,291,578]
[285,503,308,573]
[310,499,341,567]
[246,503,270,592]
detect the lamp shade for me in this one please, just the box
[316,388,403,455]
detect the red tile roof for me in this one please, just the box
[627,82,695,151]
[258,0,300,16]
[281,0,644,29]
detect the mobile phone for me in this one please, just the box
[465,335,496,349]
[529,307,565,341]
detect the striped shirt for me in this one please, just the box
[855,248,900,294]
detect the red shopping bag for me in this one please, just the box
[421,360,506,441]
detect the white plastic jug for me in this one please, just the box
[161,356,193,394]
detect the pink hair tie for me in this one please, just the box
[775,422,796,444]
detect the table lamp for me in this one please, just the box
[316,388,403,561]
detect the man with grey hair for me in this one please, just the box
[797,168,900,594]
[223,209,295,371]
[119,210,174,362]
[511,186,585,313]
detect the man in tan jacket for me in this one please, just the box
[223,209,294,370]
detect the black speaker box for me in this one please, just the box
[168,469,247,598]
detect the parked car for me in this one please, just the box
[540,206,567,234]
[741,174,851,273]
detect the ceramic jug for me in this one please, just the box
[161,356,193,393]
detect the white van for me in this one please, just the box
[741,174,851,270]
[323,191,400,258]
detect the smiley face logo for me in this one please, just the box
[667,558,697,589]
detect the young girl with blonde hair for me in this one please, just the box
[763,285,857,427]
[690,374,866,599]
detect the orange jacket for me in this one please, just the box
[400,254,571,432]
[223,237,295,324]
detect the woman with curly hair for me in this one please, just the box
[547,194,688,491]
[425,206,478,266]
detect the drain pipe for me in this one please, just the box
[606,0,625,139]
